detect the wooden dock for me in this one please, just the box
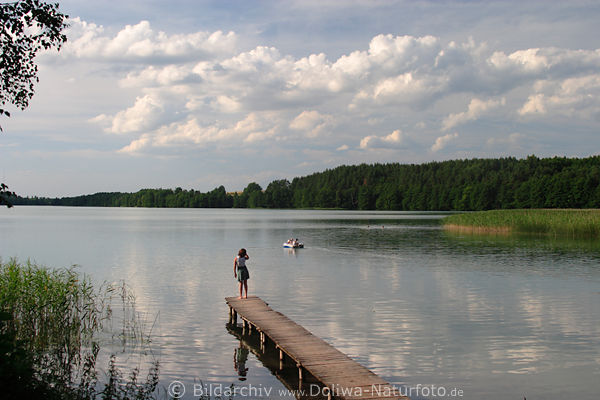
[226,296,408,400]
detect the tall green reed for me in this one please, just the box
[444,209,600,238]
[0,258,160,399]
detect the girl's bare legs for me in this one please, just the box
[243,280,248,299]
[238,281,243,299]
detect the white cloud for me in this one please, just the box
[108,95,165,134]
[57,21,600,159]
[488,48,550,73]
[367,34,439,71]
[519,94,547,115]
[372,73,447,102]
[120,65,195,88]
[360,130,404,149]
[119,134,152,154]
[519,74,600,119]
[488,47,600,77]
[289,110,334,137]
[211,95,242,113]
[61,18,237,62]
[443,97,505,130]
[87,113,111,124]
[431,132,459,152]
[118,112,281,153]
[244,127,277,143]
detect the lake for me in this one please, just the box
[1,206,599,399]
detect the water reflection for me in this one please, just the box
[2,207,600,400]
[285,248,300,257]
[443,228,600,256]
[234,343,249,380]
[226,323,329,400]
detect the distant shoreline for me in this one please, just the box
[443,209,600,238]
[8,155,600,211]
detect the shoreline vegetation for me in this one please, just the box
[443,209,600,238]
[9,155,600,211]
[0,259,159,399]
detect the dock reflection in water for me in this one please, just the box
[226,322,329,400]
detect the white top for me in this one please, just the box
[236,256,247,268]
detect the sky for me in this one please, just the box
[2,0,600,197]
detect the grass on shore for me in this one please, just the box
[443,209,600,238]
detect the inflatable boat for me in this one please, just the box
[283,241,304,248]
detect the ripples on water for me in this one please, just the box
[1,207,599,399]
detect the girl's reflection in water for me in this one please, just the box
[234,343,249,381]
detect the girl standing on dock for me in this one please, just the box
[234,248,250,299]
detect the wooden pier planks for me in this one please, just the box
[226,296,408,400]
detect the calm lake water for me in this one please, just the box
[1,207,599,399]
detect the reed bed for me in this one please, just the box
[443,209,600,238]
[0,259,159,399]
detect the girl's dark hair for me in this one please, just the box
[238,248,247,257]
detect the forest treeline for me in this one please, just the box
[12,155,600,211]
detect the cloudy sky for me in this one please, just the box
[2,0,600,197]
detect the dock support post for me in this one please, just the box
[297,363,303,382]
[232,310,237,325]
[260,332,265,353]
[278,347,284,370]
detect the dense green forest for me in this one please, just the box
[12,155,600,211]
